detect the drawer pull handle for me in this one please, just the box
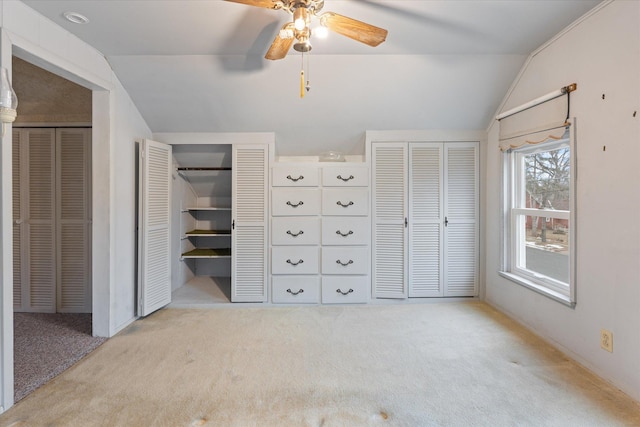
[286,201,304,207]
[286,259,304,266]
[336,259,354,266]
[336,230,353,237]
[287,230,304,237]
[286,175,304,182]
[336,288,354,296]
[336,201,354,207]
[337,174,354,182]
[286,288,304,296]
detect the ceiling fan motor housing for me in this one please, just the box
[284,0,325,15]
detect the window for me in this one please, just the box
[501,127,576,305]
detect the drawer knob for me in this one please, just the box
[336,201,354,207]
[336,230,353,237]
[337,174,354,182]
[336,288,354,296]
[336,259,354,266]
[286,259,304,266]
[286,201,304,207]
[286,175,304,182]
[287,230,304,237]
[286,288,304,296]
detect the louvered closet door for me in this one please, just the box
[372,143,408,299]
[408,143,444,297]
[24,129,57,312]
[12,131,23,309]
[232,144,268,302]
[138,139,172,316]
[444,143,478,296]
[57,129,92,312]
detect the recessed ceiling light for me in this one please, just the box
[63,11,89,24]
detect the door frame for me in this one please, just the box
[1,29,113,411]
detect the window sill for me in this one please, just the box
[498,271,575,308]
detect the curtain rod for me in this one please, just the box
[496,83,577,121]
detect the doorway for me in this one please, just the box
[10,57,99,401]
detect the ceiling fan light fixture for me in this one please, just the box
[279,28,295,39]
[315,24,329,39]
[225,0,387,60]
[293,7,309,31]
[294,18,305,31]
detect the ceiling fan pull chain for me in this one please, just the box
[306,49,311,93]
[300,51,305,98]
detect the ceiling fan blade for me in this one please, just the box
[319,12,388,47]
[265,23,295,60]
[225,0,282,10]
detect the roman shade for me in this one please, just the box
[498,84,575,151]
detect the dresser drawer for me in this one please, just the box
[322,188,368,216]
[272,246,319,275]
[321,276,368,304]
[272,217,320,245]
[272,276,320,304]
[272,188,321,216]
[322,165,368,187]
[272,165,319,187]
[321,217,369,245]
[321,246,369,275]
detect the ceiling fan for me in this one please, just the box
[226,0,388,60]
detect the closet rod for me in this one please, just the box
[176,167,232,171]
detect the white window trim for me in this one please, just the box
[500,121,577,307]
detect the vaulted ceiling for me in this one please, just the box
[20,0,601,155]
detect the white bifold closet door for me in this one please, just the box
[443,144,479,296]
[372,141,478,298]
[138,139,172,316]
[371,143,408,298]
[231,144,268,302]
[408,144,443,297]
[13,128,92,313]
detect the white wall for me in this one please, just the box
[112,77,153,330]
[485,0,640,400]
[0,0,151,411]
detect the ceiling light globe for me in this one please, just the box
[294,18,306,31]
[315,25,329,39]
[293,7,309,31]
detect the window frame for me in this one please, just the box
[500,124,576,307]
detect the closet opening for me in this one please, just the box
[138,137,270,312]
[170,144,233,306]
[11,57,101,401]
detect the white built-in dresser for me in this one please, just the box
[270,163,370,304]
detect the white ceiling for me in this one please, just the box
[21,0,601,155]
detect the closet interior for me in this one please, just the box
[171,144,233,305]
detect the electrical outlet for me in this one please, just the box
[600,329,613,353]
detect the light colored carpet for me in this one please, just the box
[1,302,639,426]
